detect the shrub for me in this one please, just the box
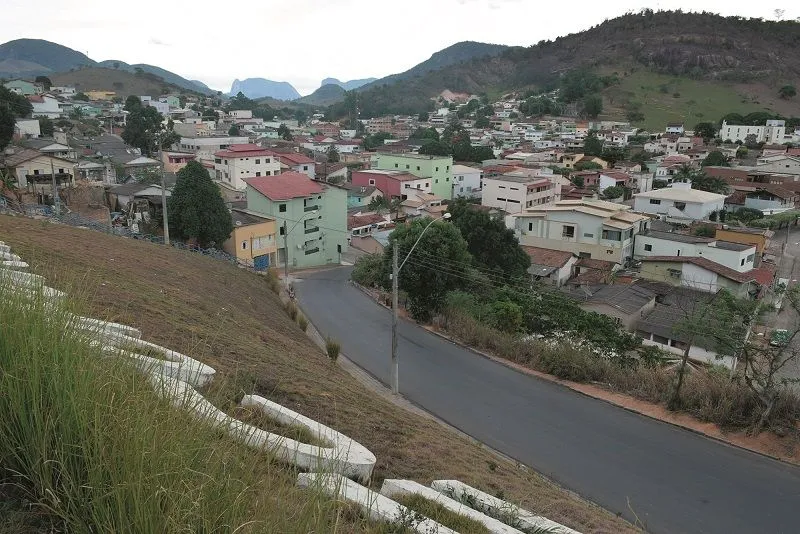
[326,338,340,361]
[351,254,385,287]
[297,314,308,332]
[266,269,281,294]
[285,300,299,321]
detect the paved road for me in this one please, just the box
[295,267,800,534]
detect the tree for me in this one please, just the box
[39,117,54,137]
[418,112,428,122]
[228,124,240,136]
[73,92,90,102]
[778,85,796,99]
[736,146,749,159]
[34,76,52,90]
[168,161,233,247]
[474,115,490,128]
[326,145,340,163]
[447,198,531,280]
[124,95,143,112]
[581,94,603,119]
[702,150,728,167]
[384,217,472,321]
[694,122,717,141]
[1,86,33,118]
[583,134,603,156]
[0,169,22,204]
[601,186,624,200]
[692,225,716,237]
[363,131,393,150]
[418,140,451,156]
[122,101,165,156]
[0,106,14,151]
[277,123,293,141]
[571,175,584,188]
[574,161,603,171]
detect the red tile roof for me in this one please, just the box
[576,258,618,271]
[521,246,574,268]
[641,256,755,283]
[245,172,324,201]
[214,144,272,158]
[27,95,44,103]
[275,152,315,166]
[347,213,387,230]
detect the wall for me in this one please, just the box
[634,235,755,272]
[715,229,767,255]
[214,154,280,190]
[633,196,724,221]
[374,154,453,199]
[581,299,654,330]
[452,168,482,198]
[223,220,277,265]
[755,158,800,175]
[639,336,734,368]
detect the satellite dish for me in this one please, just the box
[235,221,242,226]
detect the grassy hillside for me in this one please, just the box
[296,83,346,107]
[349,11,800,118]
[0,38,93,78]
[50,67,198,98]
[0,215,637,534]
[98,60,213,94]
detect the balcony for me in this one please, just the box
[304,226,319,234]
[304,247,320,255]
[304,204,319,212]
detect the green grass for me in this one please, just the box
[0,280,389,533]
[232,406,331,448]
[115,340,169,359]
[604,69,777,131]
[394,493,491,534]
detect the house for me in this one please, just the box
[400,192,446,218]
[160,95,181,109]
[639,256,756,298]
[14,118,41,138]
[347,212,391,237]
[162,151,196,173]
[481,172,559,213]
[1,147,74,191]
[730,184,797,215]
[28,95,61,119]
[665,123,685,135]
[720,119,785,144]
[75,161,107,182]
[213,144,281,190]
[521,246,577,287]
[106,183,171,212]
[273,152,316,179]
[633,182,726,221]
[85,91,116,101]
[4,79,39,95]
[559,153,609,169]
[636,289,737,368]
[634,230,757,272]
[352,169,429,200]
[350,229,392,254]
[598,171,632,194]
[340,183,381,208]
[222,209,277,271]
[715,226,772,258]
[147,100,170,114]
[451,164,483,199]
[315,162,348,183]
[373,153,453,199]
[514,199,650,265]
[123,156,161,181]
[753,155,800,176]
[178,136,250,158]
[565,283,657,330]
[571,257,619,284]
[244,172,348,269]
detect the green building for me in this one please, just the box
[373,153,453,199]
[245,172,348,269]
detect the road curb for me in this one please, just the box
[351,280,800,468]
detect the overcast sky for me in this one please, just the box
[3,0,796,95]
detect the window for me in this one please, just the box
[747,254,755,263]
[33,169,39,175]
[649,199,661,205]
[416,166,420,171]
[303,166,308,171]
[674,202,686,211]
[435,167,439,172]
[562,225,575,238]
[255,172,261,177]
[528,222,533,231]
[241,241,248,250]
[579,252,591,259]
[394,163,398,168]
[602,229,622,241]
[368,179,375,185]
[58,168,64,174]
[446,166,450,171]
[458,176,464,182]
[279,204,287,213]
[741,258,745,266]
[499,185,506,189]
[255,159,260,164]
[435,179,439,183]
[584,232,594,238]
[510,187,519,191]
[279,226,285,236]
[405,184,410,188]
[405,165,410,169]
[644,244,653,251]
[425,182,429,187]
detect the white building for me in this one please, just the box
[754,155,800,175]
[213,144,281,190]
[29,95,61,119]
[50,86,76,96]
[633,183,726,221]
[514,199,650,265]
[634,231,756,272]
[482,172,559,213]
[14,119,41,138]
[229,109,253,120]
[147,100,170,114]
[179,136,250,158]
[720,119,786,145]
[451,164,483,199]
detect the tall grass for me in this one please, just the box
[0,279,377,533]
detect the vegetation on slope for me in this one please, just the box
[0,215,638,533]
[49,67,202,99]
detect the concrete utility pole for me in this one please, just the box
[283,220,290,285]
[391,242,399,394]
[158,141,170,245]
[49,159,60,217]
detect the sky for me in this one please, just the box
[2,0,797,96]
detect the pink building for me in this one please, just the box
[162,151,196,173]
[351,169,429,200]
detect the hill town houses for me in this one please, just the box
[3,75,796,367]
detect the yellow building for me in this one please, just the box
[223,209,277,270]
[715,227,772,256]
[85,90,116,101]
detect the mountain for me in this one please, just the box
[0,38,211,95]
[320,77,377,91]
[229,78,300,100]
[347,12,800,119]
[50,67,200,99]
[0,38,93,78]
[296,84,347,106]
[97,60,213,94]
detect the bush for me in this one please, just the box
[266,269,281,294]
[351,254,385,287]
[325,338,341,361]
[285,300,299,321]
[297,314,308,332]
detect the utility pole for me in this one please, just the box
[283,220,290,285]
[391,242,399,394]
[49,159,60,217]
[158,139,170,245]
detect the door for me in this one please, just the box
[253,254,270,272]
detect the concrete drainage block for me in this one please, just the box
[381,479,524,534]
[1,260,29,270]
[70,315,142,340]
[431,480,581,534]
[298,473,457,534]
[240,394,376,482]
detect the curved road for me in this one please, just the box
[295,267,800,534]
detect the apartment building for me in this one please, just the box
[213,144,281,190]
[633,182,726,221]
[720,119,786,145]
[373,153,453,199]
[633,231,756,272]
[482,173,559,213]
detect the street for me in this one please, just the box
[295,267,800,534]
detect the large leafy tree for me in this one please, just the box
[581,94,603,119]
[448,199,531,279]
[0,106,14,151]
[694,122,717,141]
[168,161,233,247]
[702,150,728,167]
[1,86,35,149]
[583,134,603,156]
[122,96,165,156]
[384,217,471,320]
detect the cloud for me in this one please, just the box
[148,37,170,47]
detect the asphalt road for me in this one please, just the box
[295,267,800,534]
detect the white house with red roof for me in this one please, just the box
[272,152,316,179]
[244,172,348,269]
[213,144,281,190]
[28,94,61,119]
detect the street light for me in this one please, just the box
[390,212,451,394]
[283,210,318,286]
